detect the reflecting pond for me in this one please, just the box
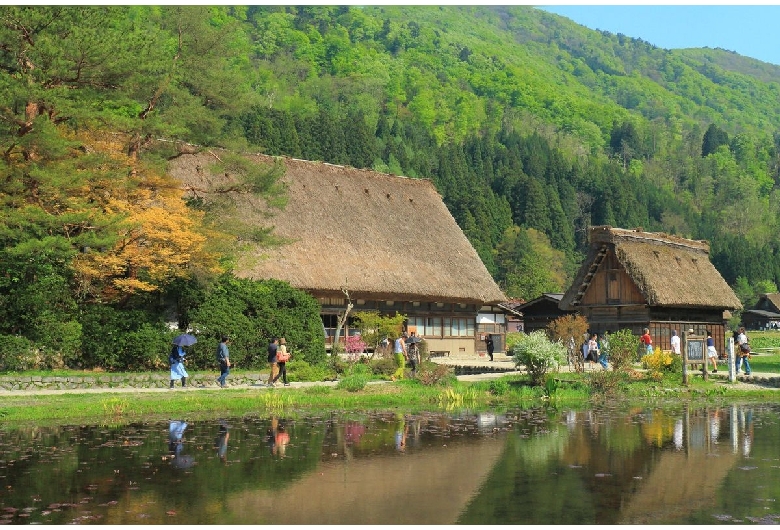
[1,402,779,524]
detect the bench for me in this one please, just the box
[429,350,450,358]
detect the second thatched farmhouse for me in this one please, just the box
[559,226,742,356]
[168,152,508,358]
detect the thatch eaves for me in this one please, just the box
[168,152,506,305]
[560,226,742,310]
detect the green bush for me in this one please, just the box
[369,357,397,376]
[512,330,566,386]
[79,305,169,371]
[187,275,326,369]
[336,373,369,391]
[489,378,510,396]
[606,328,639,371]
[0,334,36,371]
[286,359,333,382]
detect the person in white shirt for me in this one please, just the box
[670,329,681,355]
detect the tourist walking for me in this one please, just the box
[485,334,495,361]
[392,333,407,380]
[706,331,719,373]
[640,328,653,356]
[270,337,290,386]
[216,335,231,388]
[169,344,188,388]
[587,333,600,369]
[598,331,610,369]
[670,330,681,355]
[267,337,279,386]
[736,327,752,375]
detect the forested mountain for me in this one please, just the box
[2,5,780,366]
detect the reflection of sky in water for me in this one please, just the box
[0,404,776,524]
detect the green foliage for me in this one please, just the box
[747,331,780,351]
[187,275,325,369]
[512,330,567,386]
[286,360,333,383]
[0,334,36,372]
[369,357,398,377]
[606,328,640,371]
[8,5,780,374]
[351,311,405,355]
[336,373,369,392]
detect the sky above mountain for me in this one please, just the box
[536,5,780,67]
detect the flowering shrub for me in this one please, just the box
[641,347,681,376]
[345,334,367,355]
[512,330,566,386]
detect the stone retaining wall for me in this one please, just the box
[0,373,268,391]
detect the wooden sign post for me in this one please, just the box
[682,331,706,384]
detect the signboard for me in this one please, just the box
[682,332,707,384]
[686,338,704,362]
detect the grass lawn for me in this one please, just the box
[739,352,780,373]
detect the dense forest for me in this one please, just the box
[2,5,780,368]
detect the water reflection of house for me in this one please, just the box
[619,406,740,524]
[560,226,742,355]
[228,436,506,524]
[169,153,508,357]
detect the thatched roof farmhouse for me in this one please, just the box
[168,151,507,357]
[743,292,780,330]
[560,226,741,354]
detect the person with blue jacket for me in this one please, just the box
[169,344,188,388]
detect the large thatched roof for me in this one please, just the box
[560,226,742,310]
[168,151,506,304]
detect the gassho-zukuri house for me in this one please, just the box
[559,226,742,356]
[169,151,508,357]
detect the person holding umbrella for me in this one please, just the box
[170,334,196,389]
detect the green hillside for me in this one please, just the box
[2,5,779,368]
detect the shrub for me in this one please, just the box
[512,330,566,386]
[369,356,397,377]
[0,334,37,371]
[416,363,455,386]
[547,314,589,355]
[79,305,169,371]
[287,359,332,382]
[606,328,639,371]
[187,275,326,369]
[336,373,369,392]
[489,378,510,396]
[344,335,367,360]
[642,347,675,374]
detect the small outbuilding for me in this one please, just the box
[559,226,742,355]
[514,293,571,334]
[742,293,780,330]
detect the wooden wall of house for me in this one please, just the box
[581,306,729,359]
[580,251,646,306]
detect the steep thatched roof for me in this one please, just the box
[168,151,506,304]
[759,293,780,312]
[560,226,741,310]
